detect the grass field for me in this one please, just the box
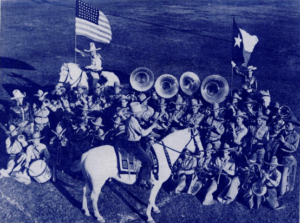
[0,0,299,222]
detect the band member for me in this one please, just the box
[243,97,258,125]
[150,98,169,131]
[89,117,105,148]
[88,83,107,112]
[0,126,28,179]
[115,95,131,121]
[248,111,269,164]
[202,102,225,151]
[173,149,198,195]
[276,115,299,196]
[32,90,56,143]
[25,132,50,169]
[167,94,186,132]
[225,92,242,120]
[184,99,205,128]
[203,143,235,205]
[70,84,88,109]
[148,90,161,111]
[125,102,159,189]
[227,110,248,153]
[9,89,34,137]
[261,156,285,210]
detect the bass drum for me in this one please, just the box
[28,159,52,183]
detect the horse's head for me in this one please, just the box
[59,63,69,83]
[259,90,271,108]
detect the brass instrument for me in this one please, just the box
[17,134,25,142]
[251,169,267,196]
[278,105,291,119]
[154,74,179,99]
[201,75,229,104]
[179,72,200,96]
[43,99,51,107]
[250,102,262,113]
[130,67,155,92]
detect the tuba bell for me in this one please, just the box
[154,74,179,99]
[200,75,229,104]
[278,106,291,119]
[130,67,154,92]
[179,72,200,96]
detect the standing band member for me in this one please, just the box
[125,102,159,189]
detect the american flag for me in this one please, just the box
[75,0,112,44]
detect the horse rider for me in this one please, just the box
[203,143,236,205]
[124,102,159,189]
[137,93,154,126]
[173,149,198,195]
[231,61,258,98]
[0,126,28,179]
[275,115,299,197]
[9,89,34,137]
[76,42,102,88]
[248,111,269,165]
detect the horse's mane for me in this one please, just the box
[66,63,82,76]
[159,128,191,149]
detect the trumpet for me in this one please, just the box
[43,99,51,107]
[17,134,26,142]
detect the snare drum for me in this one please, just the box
[28,160,52,183]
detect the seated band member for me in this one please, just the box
[125,102,159,189]
[203,143,236,205]
[184,99,205,128]
[9,89,34,137]
[167,94,186,132]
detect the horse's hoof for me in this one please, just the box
[147,219,156,223]
[84,212,91,217]
[153,208,161,214]
[97,217,105,222]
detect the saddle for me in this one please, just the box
[114,147,159,180]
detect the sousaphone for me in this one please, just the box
[130,67,154,92]
[201,74,229,103]
[179,72,200,96]
[154,74,179,99]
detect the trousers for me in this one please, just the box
[125,140,152,181]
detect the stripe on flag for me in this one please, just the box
[76,0,112,44]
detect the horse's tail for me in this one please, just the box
[70,151,89,172]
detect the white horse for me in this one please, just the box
[79,128,203,222]
[56,62,120,91]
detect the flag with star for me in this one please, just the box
[232,18,258,68]
[75,0,112,44]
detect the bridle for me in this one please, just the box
[155,127,200,170]
[59,64,84,87]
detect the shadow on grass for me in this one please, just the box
[0,57,36,70]
[108,181,148,222]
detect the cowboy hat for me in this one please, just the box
[114,82,124,89]
[92,117,104,126]
[284,115,300,126]
[11,89,26,100]
[220,143,235,152]
[80,104,90,112]
[129,102,146,114]
[256,111,269,121]
[51,85,66,95]
[232,92,242,100]
[244,97,257,104]
[118,95,130,102]
[34,90,48,100]
[172,94,186,105]
[112,116,122,125]
[138,93,151,104]
[75,83,88,90]
[84,42,101,52]
[234,110,248,120]
[247,153,257,164]
[115,125,126,136]
[265,156,282,166]
[28,132,44,141]
[259,90,270,97]
[156,98,167,106]
[190,99,203,107]
[247,65,257,71]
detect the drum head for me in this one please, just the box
[28,160,46,177]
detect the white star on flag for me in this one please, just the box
[234,34,242,48]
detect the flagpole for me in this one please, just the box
[75,34,77,64]
[231,66,233,97]
[231,17,234,97]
